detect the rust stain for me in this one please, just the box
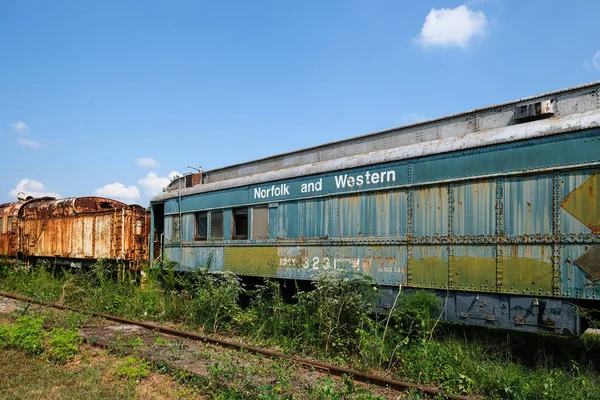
[561,172,600,234]
[0,196,149,268]
[0,200,27,257]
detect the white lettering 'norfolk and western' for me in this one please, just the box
[334,170,396,188]
[252,170,397,200]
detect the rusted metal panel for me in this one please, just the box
[502,245,553,296]
[338,195,370,237]
[561,171,599,234]
[561,245,600,299]
[300,198,328,238]
[454,181,495,236]
[410,246,449,289]
[504,175,553,235]
[413,187,448,237]
[574,245,600,281]
[560,169,599,234]
[15,197,149,266]
[453,246,496,292]
[0,201,25,257]
[371,190,407,237]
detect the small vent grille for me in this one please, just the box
[514,99,556,123]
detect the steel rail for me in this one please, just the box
[0,291,474,400]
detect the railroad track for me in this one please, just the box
[0,291,474,400]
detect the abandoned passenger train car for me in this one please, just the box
[150,82,600,334]
[0,196,149,268]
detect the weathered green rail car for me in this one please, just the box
[150,82,600,334]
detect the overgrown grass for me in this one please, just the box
[0,312,83,363]
[1,258,599,399]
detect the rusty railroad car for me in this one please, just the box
[0,196,149,268]
[0,200,27,257]
[150,82,600,334]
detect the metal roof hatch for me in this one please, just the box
[514,99,556,123]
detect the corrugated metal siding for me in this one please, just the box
[371,190,407,237]
[414,187,448,237]
[504,175,553,235]
[300,198,328,238]
[454,181,495,236]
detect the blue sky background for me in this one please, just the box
[1,0,599,205]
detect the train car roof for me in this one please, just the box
[18,196,145,219]
[153,81,600,202]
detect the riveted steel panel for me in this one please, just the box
[276,201,299,238]
[274,245,407,285]
[560,169,600,234]
[338,195,370,237]
[370,190,407,236]
[301,198,328,238]
[561,171,600,234]
[561,245,600,299]
[413,187,448,237]
[502,245,553,296]
[504,175,553,235]
[181,247,223,272]
[454,181,495,236]
[224,246,279,276]
[453,246,496,292]
[410,246,448,289]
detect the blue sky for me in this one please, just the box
[1,0,599,205]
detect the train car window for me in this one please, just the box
[232,208,248,240]
[172,215,180,243]
[251,206,269,240]
[0,217,3,233]
[6,217,12,232]
[195,212,208,240]
[210,211,224,239]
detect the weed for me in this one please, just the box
[2,259,600,400]
[10,313,45,355]
[47,327,82,364]
[118,356,150,380]
[153,334,169,347]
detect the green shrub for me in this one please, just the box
[118,356,150,380]
[47,327,82,364]
[10,313,46,355]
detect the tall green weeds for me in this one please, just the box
[0,258,599,399]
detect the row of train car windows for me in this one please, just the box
[0,217,12,234]
[172,206,269,242]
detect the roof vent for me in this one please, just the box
[514,99,556,123]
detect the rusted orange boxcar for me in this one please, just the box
[0,200,28,257]
[16,197,149,268]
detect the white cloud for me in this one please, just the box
[168,170,182,180]
[593,50,600,71]
[9,179,60,199]
[136,157,159,167]
[94,183,140,202]
[138,171,181,197]
[17,138,41,148]
[10,121,29,134]
[417,5,487,48]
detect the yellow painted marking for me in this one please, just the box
[561,172,600,234]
